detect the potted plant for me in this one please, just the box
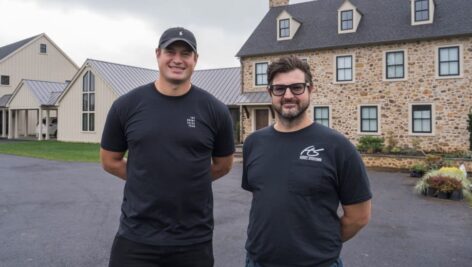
[409,163,427,178]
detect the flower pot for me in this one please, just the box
[426,187,437,197]
[410,171,424,178]
[450,190,464,201]
[437,191,449,199]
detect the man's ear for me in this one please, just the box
[194,52,199,64]
[155,48,161,58]
[307,84,314,93]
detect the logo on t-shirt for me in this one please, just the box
[187,116,196,128]
[300,145,324,162]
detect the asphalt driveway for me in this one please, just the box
[0,154,471,267]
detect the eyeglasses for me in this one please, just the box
[268,83,309,96]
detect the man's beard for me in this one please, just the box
[273,98,310,122]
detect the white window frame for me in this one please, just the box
[254,61,269,88]
[337,1,362,34]
[409,103,435,136]
[333,54,355,84]
[313,105,331,128]
[251,107,271,132]
[411,0,434,25]
[435,44,463,79]
[276,10,301,41]
[383,49,408,81]
[358,104,381,135]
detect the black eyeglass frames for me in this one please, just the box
[268,83,310,96]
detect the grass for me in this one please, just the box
[0,140,101,162]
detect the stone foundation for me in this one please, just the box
[362,154,472,173]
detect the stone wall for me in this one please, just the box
[362,154,472,173]
[240,37,472,152]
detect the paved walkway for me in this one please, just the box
[0,154,471,267]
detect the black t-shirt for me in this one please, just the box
[242,123,372,267]
[101,83,234,246]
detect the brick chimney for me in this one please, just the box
[269,0,289,8]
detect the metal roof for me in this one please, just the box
[237,92,271,105]
[237,0,472,57]
[0,94,12,108]
[191,67,241,105]
[86,59,242,105]
[23,80,67,106]
[0,34,40,61]
[87,59,157,97]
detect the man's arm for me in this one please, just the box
[211,154,233,181]
[340,199,371,242]
[100,148,127,181]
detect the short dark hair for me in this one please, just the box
[267,56,313,85]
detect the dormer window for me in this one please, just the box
[338,1,362,34]
[276,10,301,41]
[341,10,353,31]
[279,19,290,38]
[411,0,434,25]
[415,0,429,21]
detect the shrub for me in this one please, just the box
[357,136,384,154]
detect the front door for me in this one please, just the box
[255,109,269,130]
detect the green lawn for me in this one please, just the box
[0,140,101,162]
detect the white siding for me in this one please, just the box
[9,84,39,109]
[58,68,117,143]
[0,36,77,96]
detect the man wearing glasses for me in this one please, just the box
[242,56,372,267]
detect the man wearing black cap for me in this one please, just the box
[100,27,235,267]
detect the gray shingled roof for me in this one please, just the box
[237,92,271,105]
[0,34,40,61]
[86,59,242,105]
[237,0,472,57]
[0,94,12,108]
[23,80,67,106]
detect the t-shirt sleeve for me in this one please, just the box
[338,148,372,205]
[241,139,252,192]
[100,103,128,152]
[212,106,235,157]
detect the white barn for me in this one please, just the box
[56,59,241,143]
[0,33,78,138]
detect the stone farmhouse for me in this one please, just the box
[237,0,472,152]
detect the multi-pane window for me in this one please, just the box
[360,106,378,133]
[255,62,268,86]
[412,105,432,133]
[314,107,329,127]
[1,75,10,85]
[336,55,353,82]
[414,0,429,22]
[438,46,460,76]
[82,71,95,132]
[279,19,290,38]
[341,10,353,30]
[386,51,404,79]
[40,44,47,54]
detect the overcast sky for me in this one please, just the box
[0,0,309,70]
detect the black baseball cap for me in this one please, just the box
[158,27,197,52]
